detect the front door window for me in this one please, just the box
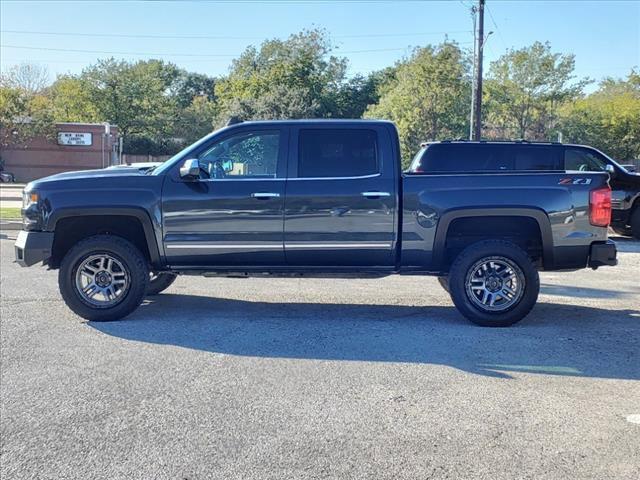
[198,131,280,179]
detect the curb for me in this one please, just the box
[0,220,22,231]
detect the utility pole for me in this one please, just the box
[469,4,477,140]
[472,0,485,141]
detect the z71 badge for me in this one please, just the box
[558,177,593,185]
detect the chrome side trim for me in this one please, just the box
[166,244,283,249]
[285,243,392,249]
[287,173,381,181]
[198,177,284,182]
[251,192,281,198]
[166,243,392,250]
[361,191,391,197]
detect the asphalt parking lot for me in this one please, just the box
[1,233,639,480]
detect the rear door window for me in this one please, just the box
[298,129,379,178]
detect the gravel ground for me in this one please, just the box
[1,233,639,480]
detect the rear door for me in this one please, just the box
[283,124,397,267]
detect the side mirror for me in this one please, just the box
[179,159,200,179]
[605,164,616,179]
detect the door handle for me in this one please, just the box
[251,192,280,199]
[361,191,391,199]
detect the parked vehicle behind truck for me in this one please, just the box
[15,120,617,327]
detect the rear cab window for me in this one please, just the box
[409,143,563,173]
[298,129,379,178]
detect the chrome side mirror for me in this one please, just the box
[605,164,616,179]
[179,159,200,179]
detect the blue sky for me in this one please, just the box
[1,0,638,92]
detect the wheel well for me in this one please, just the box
[443,216,543,270]
[50,215,151,268]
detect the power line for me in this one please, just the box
[0,29,472,40]
[0,44,239,58]
[486,4,507,50]
[0,42,471,58]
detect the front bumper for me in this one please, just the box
[588,240,618,269]
[14,230,54,267]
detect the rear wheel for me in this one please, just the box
[448,240,539,327]
[147,272,178,295]
[59,235,149,321]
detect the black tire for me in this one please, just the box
[147,272,178,295]
[631,207,640,240]
[58,235,149,321]
[611,225,633,237]
[448,240,540,327]
[437,276,450,294]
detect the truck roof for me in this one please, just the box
[226,119,396,127]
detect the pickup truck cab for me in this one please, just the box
[15,120,617,327]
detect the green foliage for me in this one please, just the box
[0,85,55,148]
[215,29,375,122]
[173,71,216,108]
[48,75,100,123]
[47,59,218,154]
[1,36,637,162]
[81,58,180,138]
[365,43,471,167]
[169,94,219,146]
[559,71,640,160]
[485,41,588,140]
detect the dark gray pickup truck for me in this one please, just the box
[15,120,617,326]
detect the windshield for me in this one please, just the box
[151,129,222,176]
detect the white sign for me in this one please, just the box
[57,132,93,146]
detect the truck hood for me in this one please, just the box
[25,167,147,191]
[42,168,145,181]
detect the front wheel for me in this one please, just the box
[147,272,178,295]
[437,276,450,294]
[58,235,149,321]
[631,208,640,240]
[448,240,539,327]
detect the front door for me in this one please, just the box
[162,127,287,266]
[283,125,397,268]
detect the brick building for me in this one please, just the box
[1,122,120,182]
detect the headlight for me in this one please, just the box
[22,190,42,230]
[23,191,39,209]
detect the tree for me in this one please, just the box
[365,43,471,166]
[173,71,216,108]
[0,63,50,94]
[47,60,218,154]
[331,71,391,119]
[214,29,349,121]
[484,41,588,140]
[80,58,181,139]
[0,86,54,148]
[559,71,640,160]
[172,94,219,145]
[48,75,100,123]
